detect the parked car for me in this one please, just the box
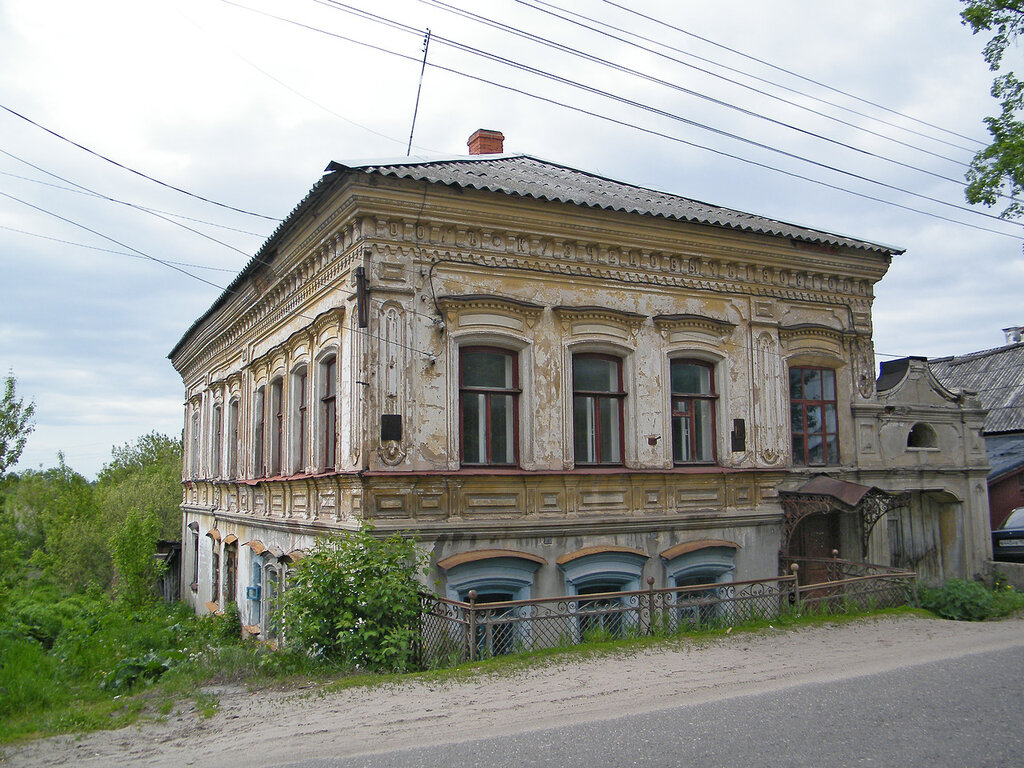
[993,507,1024,563]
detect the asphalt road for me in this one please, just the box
[282,645,1024,768]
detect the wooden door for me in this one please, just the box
[793,513,840,585]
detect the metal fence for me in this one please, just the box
[416,566,917,668]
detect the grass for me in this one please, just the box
[0,581,1013,746]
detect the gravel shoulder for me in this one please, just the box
[4,614,1023,768]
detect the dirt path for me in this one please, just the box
[4,615,1023,767]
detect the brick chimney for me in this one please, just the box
[467,129,504,155]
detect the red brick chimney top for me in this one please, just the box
[468,129,504,155]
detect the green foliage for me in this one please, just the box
[281,528,425,672]
[961,1,1024,217]
[0,371,35,475]
[100,651,177,692]
[9,458,110,592]
[109,508,165,608]
[917,578,1024,621]
[97,432,183,541]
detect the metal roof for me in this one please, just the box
[330,154,903,254]
[986,432,1024,481]
[930,341,1024,434]
[170,153,902,360]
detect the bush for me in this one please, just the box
[919,579,996,621]
[281,527,425,672]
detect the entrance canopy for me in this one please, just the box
[779,476,909,557]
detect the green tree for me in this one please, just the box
[0,371,35,475]
[10,456,109,591]
[961,1,1024,217]
[281,527,425,672]
[96,432,182,541]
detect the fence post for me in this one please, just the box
[646,576,655,636]
[790,562,801,613]
[467,590,477,662]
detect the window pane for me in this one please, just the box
[805,369,822,400]
[825,435,839,464]
[792,435,805,464]
[672,414,686,462]
[461,393,484,463]
[789,368,804,400]
[822,370,836,400]
[574,357,617,392]
[598,396,620,463]
[671,362,710,394]
[462,350,512,388]
[489,394,514,464]
[807,434,824,464]
[573,396,594,463]
[824,404,837,433]
[806,405,823,435]
[790,402,804,433]
[694,400,713,461]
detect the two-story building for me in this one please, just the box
[170,130,991,630]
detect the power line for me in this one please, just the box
[507,0,978,166]
[0,148,257,257]
[0,224,238,272]
[418,0,1005,205]
[243,0,1023,239]
[0,189,228,291]
[0,103,282,221]
[597,0,986,148]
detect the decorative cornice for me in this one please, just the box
[659,539,741,561]
[779,323,858,346]
[553,305,646,337]
[438,294,544,332]
[652,314,736,339]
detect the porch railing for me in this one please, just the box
[416,567,917,668]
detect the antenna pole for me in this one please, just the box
[406,29,432,156]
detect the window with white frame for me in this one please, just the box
[320,356,337,471]
[291,367,308,474]
[253,386,266,477]
[227,398,239,479]
[670,359,717,464]
[190,408,200,478]
[211,403,223,478]
[459,347,519,466]
[572,354,625,465]
[269,378,283,476]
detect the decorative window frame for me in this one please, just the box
[446,330,534,471]
[563,338,635,468]
[315,348,340,472]
[664,353,724,466]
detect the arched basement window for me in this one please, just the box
[557,546,649,640]
[907,423,938,449]
[661,540,740,629]
[438,550,546,657]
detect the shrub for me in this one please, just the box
[280,527,425,672]
[919,579,995,621]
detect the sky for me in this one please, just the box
[1,0,1022,478]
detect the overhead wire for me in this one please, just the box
[521,0,982,155]
[314,0,1020,230]
[597,0,986,148]
[422,0,979,183]
[0,223,239,272]
[0,103,282,221]
[221,0,1024,241]
[0,148,261,257]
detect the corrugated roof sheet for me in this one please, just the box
[930,342,1024,434]
[170,153,902,360]
[986,432,1024,480]
[335,155,901,254]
